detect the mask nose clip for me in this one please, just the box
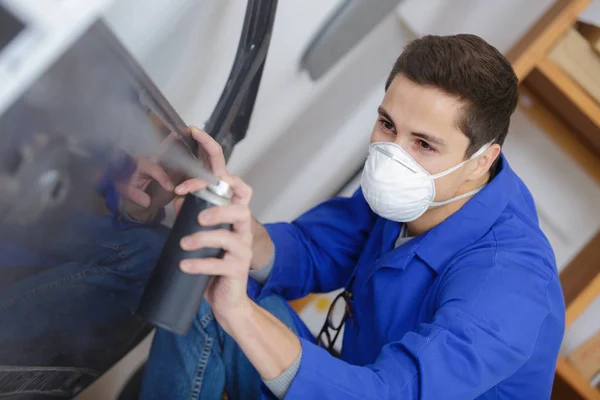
[373,144,420,173]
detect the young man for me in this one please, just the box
[140,34,565,400]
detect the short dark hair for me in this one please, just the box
[385,34,519,158]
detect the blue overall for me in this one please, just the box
[253,154,565,399]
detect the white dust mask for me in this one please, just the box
[360,141,490,222]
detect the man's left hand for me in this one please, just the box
[173,132,300,382]
[175,128,254,329]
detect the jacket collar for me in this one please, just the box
[378,154,516,274]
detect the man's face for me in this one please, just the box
[370,74,478,203]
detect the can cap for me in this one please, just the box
[208,179,232,199]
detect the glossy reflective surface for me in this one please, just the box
[0,21,204,398]
[0,3,24,53]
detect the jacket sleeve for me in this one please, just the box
[259,188,377,300]
[280,255,563,400]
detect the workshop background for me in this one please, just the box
[75,0,600,398]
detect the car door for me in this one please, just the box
[0,1,276,398]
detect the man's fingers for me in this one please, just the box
[180,257,236,276]
[222,175,253,206]
[174,178,209,196]
[116,183,151,208]
[136,158,174,192]
[172,196,185,216]
[198,204,252,233]
[189,126,228,177]
[180,229,251,261]
[177,175,252,206]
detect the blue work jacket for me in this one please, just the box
[254,155,565,399]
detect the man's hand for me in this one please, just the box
[175,127,301,381]
[170,127,258,322]
[169,126,232,216]
[173,127,274,268]
[117,157,174,211]
[179,173,254,322]
[116,132,184,221]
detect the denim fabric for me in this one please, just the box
[141,295,299,400]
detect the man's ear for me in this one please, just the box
[468,144,501,181]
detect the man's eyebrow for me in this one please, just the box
[378,105,446,147]
[413,132,447,147]
[377,106,395,126]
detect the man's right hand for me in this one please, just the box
[172,126,274,270]
[115,132,184,222]
[116,157,174,215]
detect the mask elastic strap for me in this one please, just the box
[430,186,485,207]
[429,142,492,180]
[373,143,420,173]
[429,159,469,180]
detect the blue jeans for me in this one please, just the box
[140,294,299,400]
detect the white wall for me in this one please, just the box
[397,0,554,53]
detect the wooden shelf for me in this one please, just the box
[519,85,600,319]
[508,2,600,399]
[560,230,600,312]
[507,0,593,80]
[526,57,600,158]
[519,86,600,398]
[518,86,600,184]
[537,57,600,129]
[566,267,600,327]
[557,357,600,400]
[519,85,600,324]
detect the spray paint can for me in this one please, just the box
[137,179,232,335]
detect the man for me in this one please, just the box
[140,34,565,399]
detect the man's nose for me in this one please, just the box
[391,133,411,151]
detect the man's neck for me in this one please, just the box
[406,172,490,237]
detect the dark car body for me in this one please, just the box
[0,1,277,398]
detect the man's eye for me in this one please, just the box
[418,140,434,152]
[379,119,394,131]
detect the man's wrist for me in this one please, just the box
[264,348,302,399]
[220,298,302,381]
[214,296,255,334]
[249,248,275,284]
[250,219,275,270]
